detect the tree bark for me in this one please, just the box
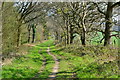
[17,20,22,47]
[32,24,36,43]
[66,25,69,44]
[104,2,113,46]
[27,26,31,43]
[55,31,59,40]
[70,34,73,44]
[32,32,35,43]
[81,28,86,45]
[69,27,74,44]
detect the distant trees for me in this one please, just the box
[27,23,36,43]
[55,2,78,45]
[15,2,48,46]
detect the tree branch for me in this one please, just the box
[24,14,42,24]
[110,34,119,37]
[100,36,105,43]
[91,28,105,34]
[111,1,120,9]
[93,2,106,15]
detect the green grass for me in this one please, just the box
[50,45,119,78]
[2,46,43,79]
[2,40,55,79]
[34,40,55,78]
[37,40,55,78]
[51,51,75,78]
[2,40,119,79]
[38,52,54,78]
[36,40,54,47]
[52,51,95,78]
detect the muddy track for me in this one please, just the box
[47,47,59,80]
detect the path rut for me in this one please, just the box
[34,51,46,78]
[47,47,59,79]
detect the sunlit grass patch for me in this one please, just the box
[2,45,43,78]
[50,44,118,78]
[38,51,55,78]
[2,53,43,78]
[36,40,54,47]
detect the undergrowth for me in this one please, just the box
[51,44,119,78]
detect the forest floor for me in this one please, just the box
[2,40,119,79]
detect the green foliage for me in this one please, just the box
[2,2,18,55]
[91,32,119,46]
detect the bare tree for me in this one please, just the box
[94,1,120,46]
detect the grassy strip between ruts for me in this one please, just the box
[35,40,55,78]
[51,51,75,78]
[2,40,55,79]
[38,52,54,78]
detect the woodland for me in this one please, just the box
[1,1,120,79]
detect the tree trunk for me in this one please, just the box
[70,28,74,44]
[64,35,67,46]
[32,24,36,43]
[70,34,73,44]
[17,27,20,47]
[27,26,31,43]
[66,25,69,44]
[70,36,74,44]
[32,32,35,43]
[28,30,31,43]
[17,23,21,47]
[81,28,86,45]
[59,35,62,43]
[104,2,113,46]
[55,31,59,40]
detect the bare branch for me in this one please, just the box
[91,28,105,34]
[100,36,105,43]
[24,14,42,24]
[110,34,119,37]
[93,2,106,15]
[111,1,120,9]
